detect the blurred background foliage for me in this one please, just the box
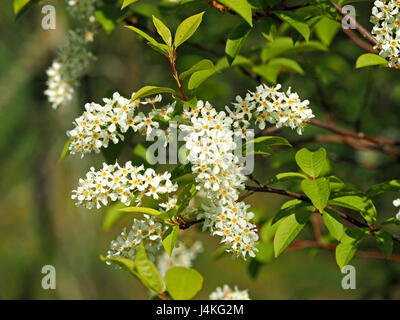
[1,0,400,299]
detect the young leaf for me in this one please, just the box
[218,0,253,27]
[265,172,307,186]
[356,53,387,69]
[367,179,400,197]
[314,16,339,46]
[121,0,140,9]
[301,178,331,213]
[272,199,312,225]
[244,136,291,156]
[295,147,327,178]
[130,86,175,102]
[162,226,179,256]
[336,242,358,270]
[58,140,71,163]
[274,11,310,41]
[165,267,203,300]
[274,211,312,257]
[174,12,205,48]
[329,195,377,224]
[374,230,393,259]
[95,5,126,35]
[100,255,138,276]
[135,245,164,294]
[170,163,193,180]
[125,26,169,55]
[322,209,344,241]
[188,68,217,90]
[119,206,162,216]
[152,15,172,47]
[225,22,252,65]
[179,59,215,80]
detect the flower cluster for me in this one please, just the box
[394,198,400,220]
[67,92,174,156]
[157,241,203,277]
[209,285,251,300]
[370,0,400,67]
[45,0,96,109]
[67,0,96,21]
[180,101,259,259]
[106,215,167,262]
[71,161,178,209]
[45,28,95,109]
[227,84,314,135]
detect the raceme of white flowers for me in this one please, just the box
[157,241,203,277]
[67,92,174,156]
[70,85,313,260]
[209,285,251,300]
[394,198,400,220]
[71,161,178,209]
[45,0,96,109]
[180,101,259,259]
[370,0,400,67]
[106,214,167,262]
[226,84,314,135]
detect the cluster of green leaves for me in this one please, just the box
[101,244,203,300]
[247,147,400,276]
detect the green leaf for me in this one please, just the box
[179,59,215,80]
[301,178,331,212]
[225,22,252,65]
[152,15,172,47]
[130,86,175,102]
[174,12,205,48]
[295,147,327,178]
[374,230,393,259]
[314,16,340,46]
[171,182,198,216]
[125,26,169,55]
[266,172,307,185]
[13,0,39,16]
[103,202,128,231]
[135,245,164,294]
[162,226,179,256]
[367,180,400,197]
[335,242,357,270]
[252,58,304,84]
[274,11,310,41]
[274,211,312,257]
[100,255,138,276]
[121,0,140,9]
[322,209,344,241]
[335,228,367,269]
[272,199,312,225]
[119,206,162,216]
[58,140,71,163]
[244,136,291,156]
[355,53,387,69]
[329,195,377,224]
[255,241,274,263]
[165,267,203,300]
[188,68,217,90]
[218,0,253,27]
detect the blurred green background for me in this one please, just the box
[1,0,400,299]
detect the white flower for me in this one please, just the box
[106,215,167,263]
[71,161,178,209]
[370,0,400,67]
[209,285,251,300]
[394,198,400,220]
[231,84,314,135]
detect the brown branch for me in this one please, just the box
[244,184,400,244]
[284,240,400,262]
[331,0,378,46]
